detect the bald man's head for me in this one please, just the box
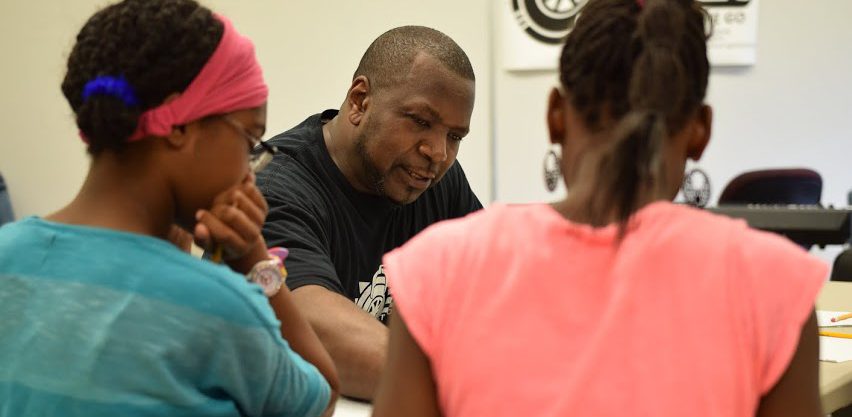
[353,26,475,92]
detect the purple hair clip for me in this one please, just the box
[637,0,646,7]
[81,75,140,107]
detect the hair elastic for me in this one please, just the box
[81,75,140,107]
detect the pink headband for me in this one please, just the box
[637,0,645,7]
[81,13,268,143]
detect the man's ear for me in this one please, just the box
[547,87,567,146]
[686,104,712,161]
[346,75,370,127]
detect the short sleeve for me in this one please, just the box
[258,162,344,294]
[733,228,828,394]
[206,286,331,417]
[251,338,332,417]
[383,220,465,359]
[445,162,483,217]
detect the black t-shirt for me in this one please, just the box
[257,110,482,322]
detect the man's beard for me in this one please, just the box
[354,129,395,204]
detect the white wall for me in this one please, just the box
[493,0,852,208]
[0,2,97,218]
[2,0,850,220]
[0,0,492,218]
[703,0,852,208]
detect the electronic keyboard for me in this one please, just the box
[708,205,852,246]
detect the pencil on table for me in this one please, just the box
[210,245,223,263]
[831,313,852,322]
[820,330,852,339]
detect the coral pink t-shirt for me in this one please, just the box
[384,202,827,417]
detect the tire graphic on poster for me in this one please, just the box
[511,0,588,45]
[510,1,752,46]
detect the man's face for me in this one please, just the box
[352,53,475,205]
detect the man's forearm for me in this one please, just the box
[326,326,387,400]
[292,285,389,400]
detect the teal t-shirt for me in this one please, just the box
[0,218,330,417]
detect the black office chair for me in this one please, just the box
[832,249,852,282]
[718,168,822,206]
[718,168,822,249]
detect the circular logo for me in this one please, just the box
[511,0,589,44]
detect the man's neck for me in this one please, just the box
[322,115,374,195]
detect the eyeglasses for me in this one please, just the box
[220,115,278,172]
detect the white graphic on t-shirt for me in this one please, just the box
[356,265,393,322]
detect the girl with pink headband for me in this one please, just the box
[0,1,338,416]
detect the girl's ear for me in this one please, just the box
[687,104,712,161]
[547,88,567,146]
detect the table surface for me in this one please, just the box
[818,281,852,414]
[329,281,852,416]
[332,397,372,417]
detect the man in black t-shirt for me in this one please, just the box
[256,26,481,400]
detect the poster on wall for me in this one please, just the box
[499,0,759,71]
[704,0,760,65]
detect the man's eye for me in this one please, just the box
[410,115,430,128]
